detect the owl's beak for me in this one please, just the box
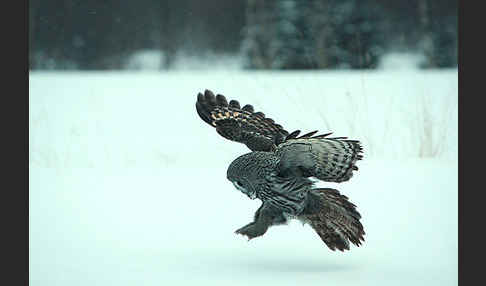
[247,192,257,200]
[232,181,257,200]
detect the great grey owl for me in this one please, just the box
[196,89,365,251]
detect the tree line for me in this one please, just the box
[29,0,457,70]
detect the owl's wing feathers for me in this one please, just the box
[276,132,363,183]
[196,90,289,151]
[301,188,365,251]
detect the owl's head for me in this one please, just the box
[227,152,276,200]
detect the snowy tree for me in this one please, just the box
[242,0,387,70]
[311,0,387,69]
[417,0,457,68]
[240,0,278,69]
[270,0,317,69]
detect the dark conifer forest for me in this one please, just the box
[29,0,457,70]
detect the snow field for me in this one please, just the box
[29,70,457,285]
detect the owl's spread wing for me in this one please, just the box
[196,90,289,151]
[301,188,365,251]
[276,131,363,183]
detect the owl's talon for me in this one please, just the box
[235,230,251,241]
[235,224,263,240]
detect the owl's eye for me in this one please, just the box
[233,180,244,189]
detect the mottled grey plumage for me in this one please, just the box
[196,89,365,251]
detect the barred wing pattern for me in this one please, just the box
[301,188,365,251]
[277,131,363,183]
[196,90,289,151]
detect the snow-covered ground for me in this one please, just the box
[29,69,457,285]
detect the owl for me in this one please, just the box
[196,89,365,251]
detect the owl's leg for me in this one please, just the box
[235,202,286,240]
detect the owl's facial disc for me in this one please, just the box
[232,180,257,200]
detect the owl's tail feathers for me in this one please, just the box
[300,188,365,251]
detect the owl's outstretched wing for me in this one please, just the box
[276,131,363,183]
[301,188,365,251]
[196,89,289,151]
